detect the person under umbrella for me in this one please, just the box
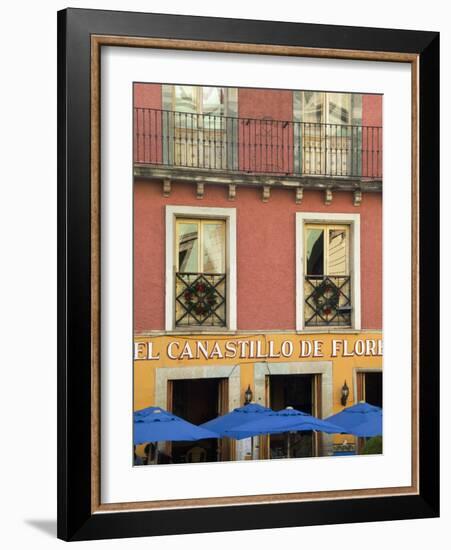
[134,406,218,464]
[225,406,344,458]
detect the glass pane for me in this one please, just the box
[351,94,362,125]
[174,86,198,130]
[202,223,225,273]
[202,87,224,131]
[202,87,224,116]
[306,228,324,275]
[174,86,197,113]
[178,223,199,272]
[328,228,348,275]
[328,93,351,125]
[302,91,324,123]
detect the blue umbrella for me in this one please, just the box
[200,403,273,439]
[325,402,382,437]
[348,414,382,437]
[226,407,344,440]
[134,406,170,420]
[134,406,218,445]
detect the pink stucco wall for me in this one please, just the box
[238,88,294,174]
[134,83,162,164]
[362,94,383,178]
[133,86,382,333]
[362,94,382,126]
[134,181,382,332]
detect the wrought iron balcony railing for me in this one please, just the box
[134,108,382,179]
[304,275,351,327]
[175,272,227,327]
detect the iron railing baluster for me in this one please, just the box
[133,108,382,180]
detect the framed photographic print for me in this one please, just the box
[57,8,439,541]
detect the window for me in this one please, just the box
[162,85,238,170]
[177,219,225,274]
[173,86,226,169]
[166,206,237,331]
[305,225,349,277]
[299,91,360,126]
[304,224,351,327]
[296,213,360,330]
[294,91,362,177]
[174,86,225,118]
[175,218,226,328]
[174,85,198,114]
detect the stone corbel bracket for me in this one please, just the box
[262,185,271,203]
[324,188,333,205]
[196,182,205,200]
[295,187,303,204]
[163,178,171,197]
[353,189,363,207]
[228,183,236,201]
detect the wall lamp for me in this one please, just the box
[340,380,350,406]
[244,385,253,405]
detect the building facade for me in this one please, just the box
[133,83,383,462]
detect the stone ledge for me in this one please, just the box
[134,164,383,193]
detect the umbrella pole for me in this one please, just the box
[287,432,291,459]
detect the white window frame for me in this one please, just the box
[165,205,237,332]
[296,212,361,331]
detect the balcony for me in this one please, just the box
[304,275,351,327]
[175,273,227,328]
[134,108,382,187]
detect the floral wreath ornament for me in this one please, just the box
[183,280,218,317]
[311,278,340,317]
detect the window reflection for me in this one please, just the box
[306,228,324,275]
[178,223,199,272]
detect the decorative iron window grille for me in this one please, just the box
[304,275,351,327]
[175,273,227,327]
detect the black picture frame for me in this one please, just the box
[57,8,439,541]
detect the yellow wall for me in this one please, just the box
[134,332,382,458]
[134,332,382,409]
